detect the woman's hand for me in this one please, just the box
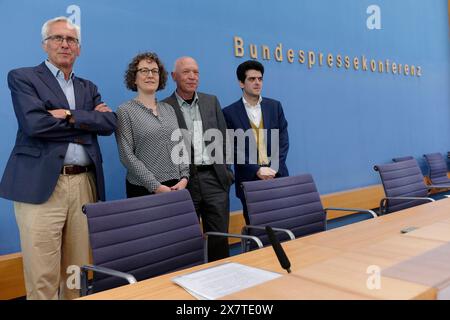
[171,178,188,191]
[154,185,172,193]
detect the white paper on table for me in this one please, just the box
[172,262,282,300]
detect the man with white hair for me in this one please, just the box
[0,17,117,299]
[163,57,234,262]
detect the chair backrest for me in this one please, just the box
[82,189,204,293]
[374,159,428,213]
[392,156,414,162]
[423,153,450,184]
[242,174,326,245]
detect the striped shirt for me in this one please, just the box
[116,99,189,192]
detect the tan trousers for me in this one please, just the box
[14,172,97,300]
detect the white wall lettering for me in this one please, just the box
[366,5,381,30]
[67,4,81,34]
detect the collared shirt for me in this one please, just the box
[175,91,211,165]
[45,60,92,166]
[242,95,263,127]
[116,100,189,192]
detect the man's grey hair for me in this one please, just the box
[41,16,81,44]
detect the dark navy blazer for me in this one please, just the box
[0,62,117,204]
[223,97,289,199]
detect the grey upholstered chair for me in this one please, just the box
[80,189,262,296]
[240,174,377,249]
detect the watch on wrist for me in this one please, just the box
[64,110,72,121]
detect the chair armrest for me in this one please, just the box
[324,207,378,218]
[81,265,138,284]
[379,196,435,215]
[383,196,435,202]
[242,225,295,240]
[427,184,450,190]
[80,264,137,296]
[203,232,263,262]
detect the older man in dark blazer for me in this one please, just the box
[0,17,116,299]
[223,60,289,225]
[163,56,234,262]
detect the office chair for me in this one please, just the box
[373,159,439,214]
[241,174,377,250]
[423,153,450,186]
[80,189,262,296]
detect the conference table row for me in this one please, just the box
[80,198,450,300]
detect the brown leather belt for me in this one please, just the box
[61,165,93,175]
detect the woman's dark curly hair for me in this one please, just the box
[124,52,168,92]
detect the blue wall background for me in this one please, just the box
[1,0,449,254]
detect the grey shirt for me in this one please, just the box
[116,99,189,192]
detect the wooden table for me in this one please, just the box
[79,198,450,300]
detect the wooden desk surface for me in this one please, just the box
[79,243,342,300]
[293,249,437,300]
[301,198,450,251]
[226,236,442,300]
[79,198,450,300]
[403,222,450,242]
[222,274,372,300]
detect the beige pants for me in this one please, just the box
[14,172,97,300]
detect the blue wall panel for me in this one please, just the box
[0,0,449,254]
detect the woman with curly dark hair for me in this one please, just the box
[116,52,189,198]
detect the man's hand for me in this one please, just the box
[48,109,67,119]
[48,103,111,120]
[95,103,112,113]
[256,167,277,180]
[154,185,172,193]
[171,178,188,191]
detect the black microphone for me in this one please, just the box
[265,226,291,273]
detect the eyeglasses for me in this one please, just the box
[137,68,160,77]
[45,35,79,46]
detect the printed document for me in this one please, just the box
[172,262,281,300]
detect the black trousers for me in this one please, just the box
[126,179,179,198]
[188,167,230,262]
